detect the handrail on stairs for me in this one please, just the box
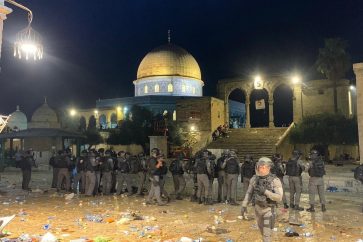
[274,122,295,148]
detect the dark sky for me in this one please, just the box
[0,0,363,117]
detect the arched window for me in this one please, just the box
[168,83,173,92]
[110,113,117,128]
[144,85,148,94]
[155,84,160,93]
[182,84,186,93]
[192,87,196,94]
[173,110,176,121]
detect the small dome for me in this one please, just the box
[31,102,58,123]
[7,105,27,130]
[137,43,201,80]
[29,99,60,129]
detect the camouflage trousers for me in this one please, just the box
[255,204,276,242]
[288,176,302,206]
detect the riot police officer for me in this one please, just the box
[241,154,256,193]
[100,150,114,195]
[169,153,186,200]
[146,148,166,206]
[306,150,326,212]
[19,149,36,191]
[136,152,148,196]
[56,150,71,192]
[271,153,288,208]
[73,150,87,194]
[216,150,228,203]
[241,157,283,242]
[194,149,213,205]
[286,150,305,210]
[84,150,97,196]
[222,150,240,205]
[116,151,133,196]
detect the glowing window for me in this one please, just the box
[163,110,168,116]
[173,110,176,121]
[144,85,148,94]
[182,84,186,93]
[155,84,160,93]
[192,87,196,94]
[168,83,173,92]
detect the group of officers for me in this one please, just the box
[15,146,330,242]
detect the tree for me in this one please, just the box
[290,113,358,160]
[106,105,154,149]
[316,38,351,113]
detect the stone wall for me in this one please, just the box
[301,79,352,117]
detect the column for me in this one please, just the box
[245,94,251,128]
[353,63,363,164]
[269,97,274,128]
[0,3,12,60]
[292,84,303,123]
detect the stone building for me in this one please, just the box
[0,100,83,169]
[217,76,355,128]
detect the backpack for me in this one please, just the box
[354,165,363,183]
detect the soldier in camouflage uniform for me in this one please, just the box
[241,157,283,242]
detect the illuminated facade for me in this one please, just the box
[78,42,205,129]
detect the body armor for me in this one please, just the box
[308,159,325,177]
[195,158,207,174]
[117,158,130,173]
[100,157,113,172]
[286,159,301,176]
[225,157,239,174]
[253,174,277,207]
[169,159,184,175]
[271,162,285,177]
[242,161,256,178]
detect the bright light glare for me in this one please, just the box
[20,43,37,53]
[254,75,261,82]
[190,125,196,131]
[94,110,98,114]
[70,109,76,116]
[117,106,122,111]
[292,75,301,84]
[350,85,355,90]
[124,107,128,112]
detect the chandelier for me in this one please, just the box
[6,0,43,60]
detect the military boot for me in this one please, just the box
[321,204,326,212]
[284,203,289,209]
[290,204,295,209]
[306,205,315,212]
[198,197,205,204]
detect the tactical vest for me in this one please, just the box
[100,157,113,172]
[216,157,226,172]
[253,174,277,207]
[286,159,301,176]
[271,162,284,177]
[308,159,325,177]
[147,157,158,175]
[76,157,85,172]
[57,156,68,169]
[225,157,239,174]
[118,158,130,173]
[196,158,207,174]
[85,157,95,172]
[129,156,141,174]
[169,160,184,175]
[242,161,255,178]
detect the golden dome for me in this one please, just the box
[137,44,201,80]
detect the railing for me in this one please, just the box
[275,122,295,149]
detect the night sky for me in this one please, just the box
[0,0,362,117]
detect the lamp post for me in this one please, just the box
[0,0,43,62]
